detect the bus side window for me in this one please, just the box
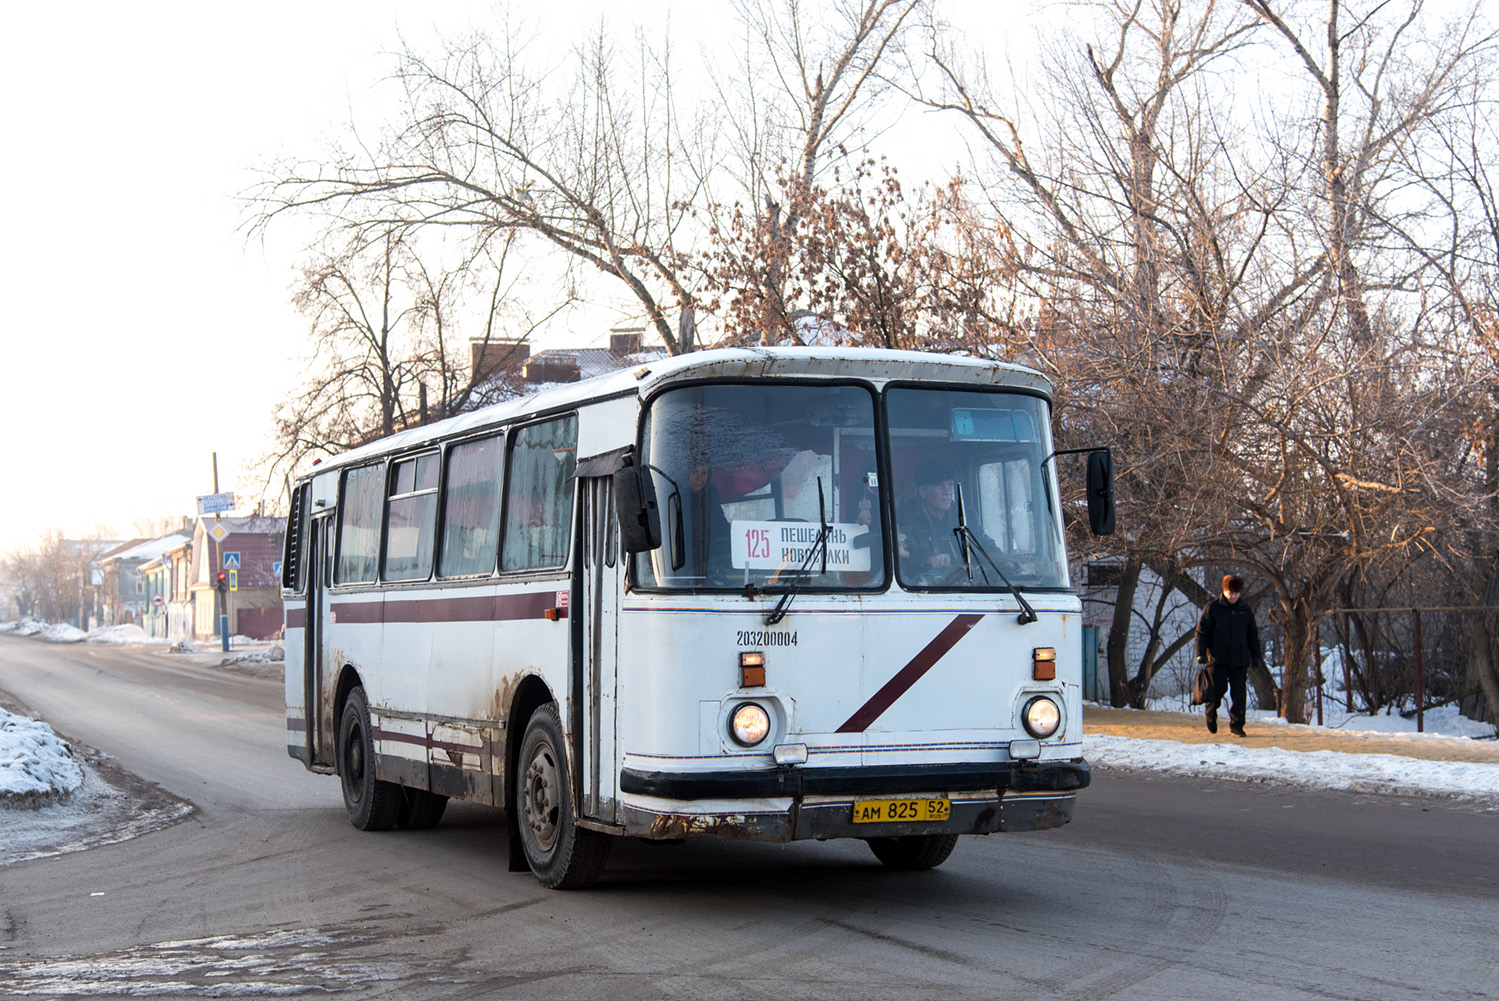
[439,435,503,577]
[384,453,440,580]
[336,463,384,584]
[501,417,578,572]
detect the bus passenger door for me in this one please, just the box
[578,476,621,824]
[305,514,336,768]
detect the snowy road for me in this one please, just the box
[1,635,1495,999]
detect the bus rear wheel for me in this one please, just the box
[866,833,959,870]
[515,704,611,889]
[397,788,448,830]
[338,687,400,831]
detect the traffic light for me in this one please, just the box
[215,571,228,593]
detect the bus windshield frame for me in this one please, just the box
[885,384,1069,592]
[631,378,1070,594]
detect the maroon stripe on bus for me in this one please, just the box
[835,613,985,733]
[329,592,556,625]
[373,726,500,758]
[285,608,307,629]
[371,727,427,747]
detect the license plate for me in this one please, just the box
[851,797,951,824]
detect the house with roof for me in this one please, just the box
[87,538,145,627]
[468,329,669,395]
[189,515,285,641]
[96,531,193,627]
[137,533,198,640]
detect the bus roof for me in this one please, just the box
[311,347,1051,475]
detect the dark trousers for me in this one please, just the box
[1207,662,1248,729]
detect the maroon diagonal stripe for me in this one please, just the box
[836,614,985,733]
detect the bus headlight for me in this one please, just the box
[1022,696,1062,739]
[729,703,772,746]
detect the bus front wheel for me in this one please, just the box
[337,687,400,831]
[515,704,611,889]
[866,833,959,870]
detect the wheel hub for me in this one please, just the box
[523,747,561,851]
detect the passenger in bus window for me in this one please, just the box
[684,461,731,578]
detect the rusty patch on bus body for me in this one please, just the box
[488,670,527,725]
[649,813,758,841]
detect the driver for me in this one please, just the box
[897,458,964,577]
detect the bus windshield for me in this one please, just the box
[887,387,1067,591]
[635,383,886,590]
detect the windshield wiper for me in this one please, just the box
[953,482,1038,625]
[764,478,829,625]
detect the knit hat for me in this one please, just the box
[914,458,955,487]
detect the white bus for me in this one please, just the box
[282,347,1114,888]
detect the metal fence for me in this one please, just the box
[1318,606,1499,731]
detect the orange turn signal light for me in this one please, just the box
[740,651,766,687]
[1032,647,1057,681]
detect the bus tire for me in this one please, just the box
[515,704,611,889]
[396,788,448,830]
[338,687,400,831]
[866,833,959,870]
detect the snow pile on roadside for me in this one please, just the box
[220,644,285,667]
[86,624,170,647]
[0,619,46,637]
[168,639,200,653]
[0,619,90,643]
[34,623,86,643]
[1085,733,1499,804]
[1,708,85,808]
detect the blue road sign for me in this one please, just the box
[223,552,241,570]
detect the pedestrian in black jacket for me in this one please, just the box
[1194,574,1265,737]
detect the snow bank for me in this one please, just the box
[35,623,86,643]
[1,708,85,808]
[1085,733,1499,803]
[86,623,170,647]
[0,619,89,643]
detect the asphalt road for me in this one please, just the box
[1,635,1495,1000]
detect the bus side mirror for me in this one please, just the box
[614,464,662,554]
[1086,450,1116,537]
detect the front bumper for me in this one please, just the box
[618,759,1090,842]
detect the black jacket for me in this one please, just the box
[1195,596,1263,668]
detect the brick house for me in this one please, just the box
[190,515,285,641]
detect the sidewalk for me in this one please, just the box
[1085,706,1499,765]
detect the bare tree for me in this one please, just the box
[2,532,111,625]
[254,10,709,355]
[699,159,996,349]
[265,226,566,487]
[708,0,926,341]
[919,0,1495,720]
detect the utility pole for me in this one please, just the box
[213,452,229,653]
